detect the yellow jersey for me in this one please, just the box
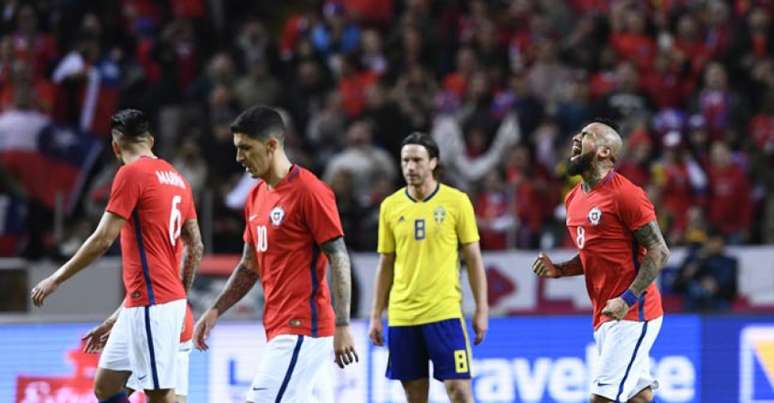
[377,183,480,326]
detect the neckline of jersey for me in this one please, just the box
[405,183,440,203]
[266,164,299,191]
[582,169,616,194]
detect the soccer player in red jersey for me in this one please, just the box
[31,109,203,403]
[193,105,358,403]
[532,122,671,403]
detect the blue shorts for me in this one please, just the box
[386,318,472,381]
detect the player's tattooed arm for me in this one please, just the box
[628,220,671,295]
[321,236,352,326]
[556,254,585,276]
[211,244,260,316]
[180,219,204,293]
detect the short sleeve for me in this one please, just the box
[303,180,344,245]
[242,202,253,244]
[185,186,198,221]
[376,200,395,254]
[456,193,480,244]
[105,166,142,220]
[618,186,657,231]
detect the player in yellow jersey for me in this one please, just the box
[368,132,488,403]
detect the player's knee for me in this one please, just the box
[93,383,119,401]
[590,394,614,403]
[401,383,427,403]
[404,388,428,403]
[628,387,654,403]
[144,388,175,403]
[94,389,128,402]
[444,380,472,403]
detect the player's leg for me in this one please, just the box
[286,335,335,402]
[627,386,654,403]
[443,379,473,403]
[94,368,132,402]
[589,316,662,403]
[174,340,193,403]
[128,300,186,402]
[245,334,310,403]
[423,318,474,403]
[386,324,431,403]
[143,389,176,403]
[95,307,133,401]
[589,394,613,403]
[401,378,430,403]
[623,316,662,403]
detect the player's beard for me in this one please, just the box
[567,151,595,176]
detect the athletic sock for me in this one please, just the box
[100,391,130,403]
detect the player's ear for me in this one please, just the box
[111,139,122,162]
[265,137,278,153]
[597,146,611,160]
[429,156,438,171]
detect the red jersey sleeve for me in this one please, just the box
[617,184,657,231]
[184,182,197,221]
[303,180,344,245]
[243,201,253,244]
[106,165,143,220]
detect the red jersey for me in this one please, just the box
[243,165,343,341]
[106,157,196,308]
[565,171,663,329]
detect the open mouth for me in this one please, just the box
[570,142,582,160]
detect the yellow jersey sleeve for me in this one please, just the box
[456,192,480,244]
[377,199,395,254]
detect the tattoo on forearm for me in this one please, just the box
[180,220,203,292]
[321,237,351,326]
[558,255,584,276]
[212,245,259,315]
[629,220,671,295]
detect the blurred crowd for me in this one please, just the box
[0,0,773,260]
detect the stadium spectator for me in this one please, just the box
[475,169,515,250]
[233,60,280,110]
[673,231,739,312]
[324,120,396,205]
[690,62,750,140]
[706,140,752,243]
[1,0,773,257]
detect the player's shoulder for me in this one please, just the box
[609,171,648,197]
[564,183,582,205]
[438,183,465,198]
[437,183,472,205]
[381,187,408,208]
[115,157,158,180]
[292,165,321,186]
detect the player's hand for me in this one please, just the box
[193,308,218,351]
[601,297,629,320]
[334,325,359,369]
[82,320,115,353]
[368,316,384,346]
[473,308,488,345]
[31,276,59,307]
[531,252,561,278]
